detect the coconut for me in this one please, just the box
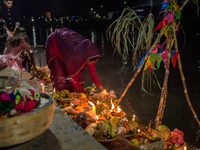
[96,121,108,135]
[85,127,95,136]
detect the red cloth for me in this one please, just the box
[23,100,39,113]
[0,92,11,101]
[14,99,24,111]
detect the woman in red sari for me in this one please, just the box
[45,28,105,94]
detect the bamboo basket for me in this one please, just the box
[138,128,165,150]
[0,93,55,148]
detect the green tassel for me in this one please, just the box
[15,95,21,105]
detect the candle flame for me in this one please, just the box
[53,88,55,93]
[111,99,115,110]
[117,106,121,112]
[96,115,99,120]
[133,114,135,118]
[184,146,187,150]
[138,129,141,133]
[88,101,94,106]
[41,83,44,86]
[97,101,99,104]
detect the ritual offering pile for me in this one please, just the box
[49,85,167,149]
[157,125,186,150]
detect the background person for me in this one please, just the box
[0,19,22,70]
[45,28,105,94]
[0,0,21,37]
[3,26,31,70]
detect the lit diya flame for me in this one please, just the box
[110,99,115,111]
[88,101,96,119]
[102,89,107,94]
[96,115,99,120]
[40,83,45,93]
[97,101,99,104]
[117,106,121,112]
[184,146,187,150]
[138,129,141,133]
[132,115,136,121]
[53,88,56,93]
[88,101,94,106]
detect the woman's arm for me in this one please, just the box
[71,73,87,94]
[87,62,105,91]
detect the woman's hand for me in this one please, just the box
[12,50,24,68]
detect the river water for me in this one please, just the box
[24,18,200,147]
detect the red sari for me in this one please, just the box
[46,28,102,93]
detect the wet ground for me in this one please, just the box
[27,16,200,148]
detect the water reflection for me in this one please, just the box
[101,33,105,56]
[91,31,95,43]
[32,26,37,47]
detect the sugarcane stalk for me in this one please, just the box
[115,25,169,107]
[172,25,200,127]
[155,24,173,130]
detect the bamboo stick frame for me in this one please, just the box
[155,24,173,130]
[172,24,200,127]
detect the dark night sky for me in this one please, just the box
[0,0,189,17]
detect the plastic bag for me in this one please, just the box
[9,59,21,72]
[169,128,184,145]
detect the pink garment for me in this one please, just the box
[0,54,14,70]
[5,39,31,68]
[5,39,30,55]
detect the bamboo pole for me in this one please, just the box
[180,0,190,11]
[115,25,169,107]
[159,89,168,124]
[155,24,173,130]
[172,25,200,127]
